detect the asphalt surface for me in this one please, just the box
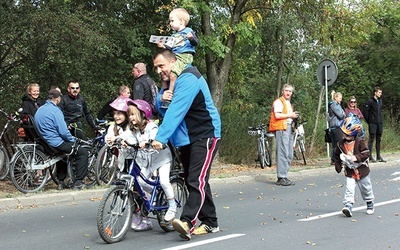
[1,153,399,212]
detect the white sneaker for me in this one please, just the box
[366,201,374,215]
[134,218,153,232]
[164,206,177,221]
[131,213,142,230]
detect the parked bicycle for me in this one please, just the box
[248,124,273,168]
[293,116,307,165]
[97,140,188,244]
[0,108,21,180]
[9,116,106,193]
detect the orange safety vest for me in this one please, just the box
[269,97,290,132]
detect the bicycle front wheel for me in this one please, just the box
[156,177,188,232]
[95,145,117,185]
[0,147,10,180]
[10,148,48,193]
[257,139,266,169]
[97,185,134,244]
[264,139,272,167]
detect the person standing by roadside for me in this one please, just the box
[151,49,221,241]
[345,96,364,119]
[131,62,158,115]
[35,89,89,190]
[328,91,346,165]
[97,85,131,121]
[345,96,365,138]
[363,86,385,163]
[269,84,299,186]
[59,81,97,139]
[20,83,43,117]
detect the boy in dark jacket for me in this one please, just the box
[334,115,375,217]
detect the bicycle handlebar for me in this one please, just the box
[0,108,21,122]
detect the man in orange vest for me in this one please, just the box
[269,84,299,186]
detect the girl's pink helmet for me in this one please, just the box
[109,97,134,112]
[128,99,152,119]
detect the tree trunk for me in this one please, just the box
[275,28,286,97]
[202,0,248,110]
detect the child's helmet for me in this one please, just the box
[109,97,134,112]
[340,115,363,136]
[129,99,152,119]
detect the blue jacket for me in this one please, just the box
[328,101,346,128]
[155,66,221,147]
[170,27,198,54]
[34,100,75,147]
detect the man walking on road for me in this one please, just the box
[151,49,221,241]
[269,84,299,186]
[363,86,386,163]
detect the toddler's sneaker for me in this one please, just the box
[131,213,142,230]
[134,218,153,232]
[164,205,177,222]
[172,218,191,240]
[342,204,353,217]
[193,224,220,235]
[366,201,374,215]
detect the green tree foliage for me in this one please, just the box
[1,0,400,164]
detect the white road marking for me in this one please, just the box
[298,198,400,222]
[390,171,400,181]
[161,234,246,250]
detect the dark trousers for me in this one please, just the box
[180,138,220,230]
[70,121,84,139]
[331,127,344,162]
[368,123,383,158]
[56,141,89,182]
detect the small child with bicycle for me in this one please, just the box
[334,115,375,217]
[105,97,133,172]
[124,99,176,231]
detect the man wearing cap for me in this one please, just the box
[35,89,89,190]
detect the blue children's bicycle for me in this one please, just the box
[96,140,188,244]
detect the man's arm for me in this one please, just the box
[82,98,96,129]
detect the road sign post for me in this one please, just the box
[317,59,338,157]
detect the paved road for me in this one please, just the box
[0,160,399,249]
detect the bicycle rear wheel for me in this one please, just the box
[10,148,48,193]
[156,177,188,232]
[84,151,98,188]
[95,145,117,185]
[97,185,134,244]
[0,147,10,180]
[298,137,307,165]
[264,139,272,167]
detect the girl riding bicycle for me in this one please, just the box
[123,99,176,231]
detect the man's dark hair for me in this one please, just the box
[374,86,382,94]
[153,49,176,61]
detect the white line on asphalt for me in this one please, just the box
[391,171,400,176]
[298,198,400,222]
[161,234,246,250]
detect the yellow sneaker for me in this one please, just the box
[193,224,220,235]
[172,219,191,240]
